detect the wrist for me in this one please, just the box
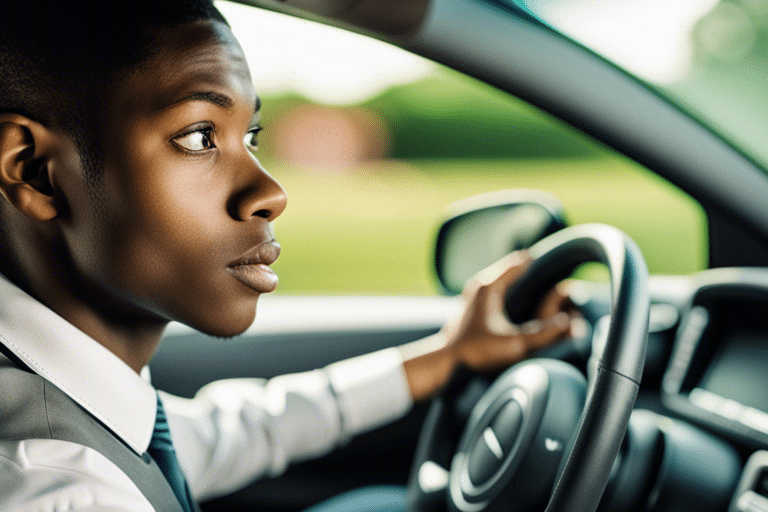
[400,333,459,402]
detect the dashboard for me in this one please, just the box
[661,269,768,447]
[586,268,768,512]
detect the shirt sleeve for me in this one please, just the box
[0,439,155,512]
[161,347,413,502]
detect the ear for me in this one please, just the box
[0,114,58,221]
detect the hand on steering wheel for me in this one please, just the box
[407,224,649,512]
[402,251,576,403]
[442,250,575,373]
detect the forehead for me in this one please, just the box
[111,20,255,115]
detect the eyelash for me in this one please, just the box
[244,126,262,151]
[171,125,263,154]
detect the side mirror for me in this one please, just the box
[434,189,567,295]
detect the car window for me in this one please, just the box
[218,1,707,295]
[521,0,768,171]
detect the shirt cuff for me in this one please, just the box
[325,347,413,435]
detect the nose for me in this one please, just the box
[231,162,287,222]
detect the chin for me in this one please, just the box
[184,301,258,339]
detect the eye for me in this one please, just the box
[173,127,216,153]
[244,127,262,151]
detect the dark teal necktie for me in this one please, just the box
[148,394,196,512]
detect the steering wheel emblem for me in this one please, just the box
[451,360,587,512]
[482,428,504,460]
[467,397,525,486]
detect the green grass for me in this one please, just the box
[267,155,707,295]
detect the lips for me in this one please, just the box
[227,240,281,293]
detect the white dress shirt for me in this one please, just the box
[0,274,413,511]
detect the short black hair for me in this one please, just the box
[0,0,229,181]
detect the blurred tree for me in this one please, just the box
[257,70,608,163]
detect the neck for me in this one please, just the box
[50,294,168,374]
[0,217,168,374]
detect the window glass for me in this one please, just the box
[218,2,707,295]
[522,0,768,170]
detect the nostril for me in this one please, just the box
[229,176,287,221]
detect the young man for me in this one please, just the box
[0,1,574,510]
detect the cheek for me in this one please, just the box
[99,158,233,300]
[83,134,260,334]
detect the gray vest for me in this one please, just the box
[0,354,194,512]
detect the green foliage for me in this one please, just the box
[362,70,606,160]
[258,70,609,161]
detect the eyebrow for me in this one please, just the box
[161,91,261,114]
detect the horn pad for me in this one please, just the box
[449,359,587,512]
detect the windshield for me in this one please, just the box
[520,0,768,170]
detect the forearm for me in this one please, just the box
[164,349,414,500]
[400,332,457,402]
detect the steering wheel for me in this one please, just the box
[408,224,650,512]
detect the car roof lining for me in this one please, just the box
[234,0,431,35]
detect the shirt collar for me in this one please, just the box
[0,273,156,455]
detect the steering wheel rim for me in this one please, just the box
[408,223,649,512]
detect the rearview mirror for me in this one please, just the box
[434,189,567,295]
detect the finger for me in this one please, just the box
[469,250,531,290]
[460,312,572,372]
[569,313,590,339]
[467,313,568,370]
[518,312,571,351]
[535,283,574,319]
